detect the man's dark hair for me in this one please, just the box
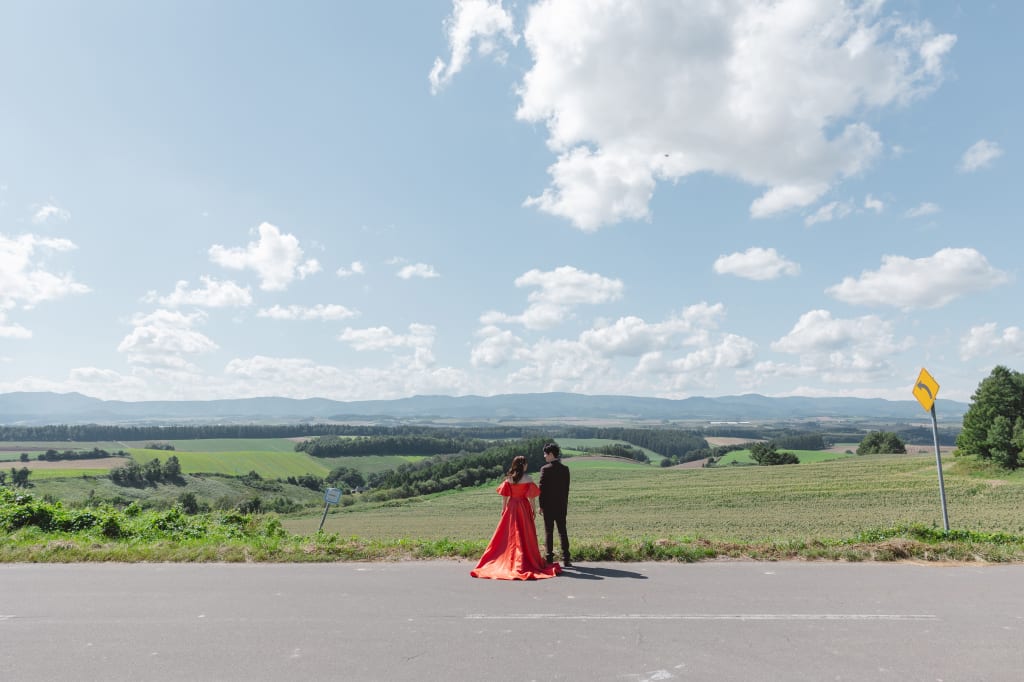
[543,443,561,458]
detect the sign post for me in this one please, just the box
[913,368,949,531]
[318,487,343,533]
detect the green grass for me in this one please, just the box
[557,437,664,463]
[281,454,1024,543]
[5,453,1024,562]
[127,448,333,478]
[14,469,111,480]
[157,438,301,452]
[717,448,857,465]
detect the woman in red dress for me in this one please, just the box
[470,455,561,580]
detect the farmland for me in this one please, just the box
[282,454,1024,543]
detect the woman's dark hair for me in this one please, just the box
[506,455,527,483]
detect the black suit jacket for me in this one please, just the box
[539,459,570,517]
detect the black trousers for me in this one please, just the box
[543,512,570,561]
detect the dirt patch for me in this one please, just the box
[704,437,762,446]
[673,458,709,469]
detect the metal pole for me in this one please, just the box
[317,502,330,533]
[930,405,950,532]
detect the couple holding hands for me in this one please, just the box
[470,443,572,580]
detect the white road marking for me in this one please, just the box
[466,613,937,621]
[0,615,14,622]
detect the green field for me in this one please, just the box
[155,438,301,452]
[125,447,426,479]
[13,469,111,480]
[0,442,128,461]
[282,454,1024,542]
[716,448,857,466]
[126,448,333,478]
[557,438,664,463]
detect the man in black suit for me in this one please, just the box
[539,442,571,567]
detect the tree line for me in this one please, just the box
[109,456,182,487]
[295,435,490,457]
[365,437,552,500]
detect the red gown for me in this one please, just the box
[471,480,561,580]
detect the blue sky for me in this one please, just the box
[0,0,1019,404]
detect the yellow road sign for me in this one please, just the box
[913,368,940,412]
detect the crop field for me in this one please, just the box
[716,448,857,465]
[124,447,427,479]
[126,448,332,478]
[13,468,113,480]
[281,455,1024,542]
[557,438,664,463]
[151,438,302,453]
[0,442,128,461]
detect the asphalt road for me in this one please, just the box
[2,561,1022,681]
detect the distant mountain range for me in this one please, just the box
[0,391,968,426]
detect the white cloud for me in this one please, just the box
[826,247,1010,310]
[713,247,800,280]
[514,1,954,228]
[209,222,320,291]
[430,0,518,94]
[337,261,365,277]
[470,325,524,368]
[117,309,218,362]
[31,203,71,224]
[257,304,359,321]
[339,323,435,352]
[397,263,440,279]
[769,309,913,383]
[960,323,1024,361]
[152,276,253,308]
[223,354,471,401]
[0,233,90,310]
[805,200,853,226]
[0,312,31,339]
[905,202,939,218]
[864,194,884,213]
[481,265,624,329]
[958,139,1003,173]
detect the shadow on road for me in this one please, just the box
[560,565,648,580]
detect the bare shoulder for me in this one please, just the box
[520,474,534,483]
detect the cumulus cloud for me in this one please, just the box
[31,203,71,224]
[769,309,913,383]
[337,261,365,277]
[713,247,799,280]
[117,309,218,363]
[339,323,435,352]
[0,233,90,311]
[905,202,940,218]
[471,300,754,394]
[958,139,1003,173]
[430,0,518,94]
[512,0,954,229]
[209,222,320,291]
[397,263,440,279]
[470,325,525,368]
[960,323,1024,361]
[481,265,624,329]
[826,247,1010,310]
[864,194,884,213]
[150,276,253,308]
[257,304,359,321]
